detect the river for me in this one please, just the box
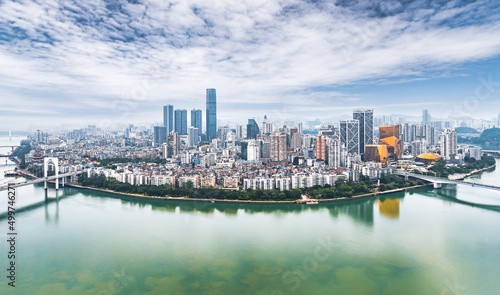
[1,137,500,294]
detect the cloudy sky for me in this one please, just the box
[1,0,500,130]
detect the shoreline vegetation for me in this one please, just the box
[62,182,433,204]
[411,155,496,179]
[72,173,430,204]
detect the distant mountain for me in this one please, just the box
[470,128,500,147]
[455,127,479,134]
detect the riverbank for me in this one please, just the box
[449,164,496,180]
[61,182,433,205]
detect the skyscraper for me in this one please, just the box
[441,128,457,161]
[262,115,273,135]
[187,127,199,147]
[247,140,260,161]
[247,119,260,139]
[167,131,180,157]
[175,109,188,135]
[353,109,373,155]
[327,137,346,169]
[154,126,168,147]
[315,135,327,161]
[340,120,360,155]
[206,89,217,141]
[270,131,287,162]
[163,105,174,133]
[191,109,202,131]
[422,109,431,125]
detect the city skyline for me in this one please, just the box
[1,0,500,129]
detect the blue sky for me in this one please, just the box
[1,0,500,130]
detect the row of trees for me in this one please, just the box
[428,155,496,178]
[78,173,422,201]
[12,140,32,169]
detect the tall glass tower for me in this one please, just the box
[353,109,373,155]
[191,109,202,131]
[246,119,260,139]
[340,120,360,155]
[163,105,174,133]
[175,109,188,135]
[206,89,217,140]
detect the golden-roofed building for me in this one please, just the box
[416,153,442,165]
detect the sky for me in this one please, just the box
[1,0,500,131]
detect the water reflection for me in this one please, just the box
[378,198,400,219]
[328,199,375,226]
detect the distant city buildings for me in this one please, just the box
[422,109,431,125]
[262,115,273,135]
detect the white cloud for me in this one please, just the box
[0,0,499,128]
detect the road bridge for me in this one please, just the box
[394,171,500,191]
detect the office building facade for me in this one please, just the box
[163,105,174,133]
[206,89,217,140]
[353,109,373,155]
[175,109,188,135]
[154,126,168,147]
[191,109,202,132]
[247,119,260,139]
[340,120,360,155]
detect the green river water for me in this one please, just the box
[1,138,499,295]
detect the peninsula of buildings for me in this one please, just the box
[18,89,499,200]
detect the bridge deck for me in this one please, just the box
[395,171,500,191]
[0,171,84,191]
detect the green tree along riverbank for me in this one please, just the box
[12,140,31,169]
[416,155,496,179]
[78,174,424,201]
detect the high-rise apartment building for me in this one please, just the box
[191,109,202,132]
[175,109,188,135]
[315,135,327,161]
[247,140,260,161]
[206,89,217,141]
[187,127,199,147]
[163,105,174,133]
[412,139,427,157]
[353,109,373,155]
[440,128,457,161]
[340,120,360,155]
[290,128,301,150]
[327,137,345,169]
[167,131,180,157]
[270,132,287,162]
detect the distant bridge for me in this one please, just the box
[482,150,500,157]
[394,171,500,191]
[0,171,84,192]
